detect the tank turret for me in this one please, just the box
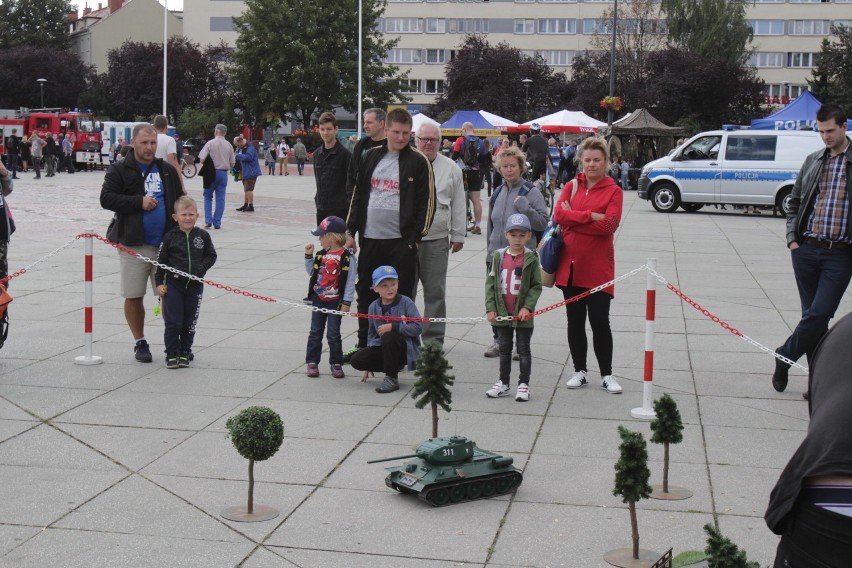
[368,436,522,506]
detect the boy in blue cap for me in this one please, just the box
[485,213,542,401]
[349,265,423,393]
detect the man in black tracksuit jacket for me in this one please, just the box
[345,108,436,352]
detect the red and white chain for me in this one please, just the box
[646,265,808,372]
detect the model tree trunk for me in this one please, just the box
[663,442,670,492]
[629,500,639,559]
[431,401,439,438]
[247,459,255,514]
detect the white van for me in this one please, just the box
[637,129,824,214]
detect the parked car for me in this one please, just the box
[638,129,824,214]
[181,137,206,158]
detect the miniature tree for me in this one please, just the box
[411,341,455,438]
[703,524,760,568]
[613,426,652,561]
[224,406,284,520]
[650,394,684,494]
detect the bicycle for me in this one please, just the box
[462,171,477,233]
[180,156,197,179]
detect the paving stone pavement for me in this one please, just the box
[0,164,833,567]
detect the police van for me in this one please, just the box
[637,129,824,214]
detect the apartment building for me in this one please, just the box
[184,0,852,107]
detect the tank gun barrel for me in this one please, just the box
[367,453,419,464]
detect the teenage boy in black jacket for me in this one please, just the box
[155,196,217,369]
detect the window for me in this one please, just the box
[538,0,576,3]
[514,19,534,34]
[725,136,777,161]
[583,19,611,34]
[425,79,446,94]
[449,19,489,33]
[425,49,446,64]
[787,52,819,68]
[384,48,422,64]
[748,20,784,35]
[537,50,575,66]
[787,20,831,35]
[538,19,576,34]
[790,85,809,98]
[681,136,722,161]
[400,79,421,94]
[425,18,446,33]
[383,18,423,33]
[747,52,784,68]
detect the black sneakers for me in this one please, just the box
[134,340,153,363]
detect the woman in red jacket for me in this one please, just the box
[553,137,624,394]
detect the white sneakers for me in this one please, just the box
[566,370,622,394]
[565,370,588,389]
[486,381,510,398]
[486,381,530,401]
[600,375,622,394]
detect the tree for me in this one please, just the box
[703,524,760,568]
[411,341,455,438]
[566,52,611,121]
[589,0,667,111]
[650,394,684,494]
[101,37,233,121]
[613,426,652,561]
[809,26,852,113]
[0,0,73,50]
[643,48,765,130]
[0,46,93,109]
[231,0,406,128]
[660,0,753,65]
[225,406,284,516]
[433,34,570,122]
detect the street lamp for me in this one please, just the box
[607,0,618,126]
[36,78,46,108]
[522,78,532,118]
[782,81,790,104]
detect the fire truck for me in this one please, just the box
[0,108,103,167]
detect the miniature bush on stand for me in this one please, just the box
[411,341,455,438]
[605,426,660,568]
[222,406,284,522]
[649,394,692,500]
[703,524,759,568]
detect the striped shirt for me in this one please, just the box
[806,143,851,242]
[802,485,852,518]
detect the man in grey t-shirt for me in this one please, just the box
[344,108,436,359]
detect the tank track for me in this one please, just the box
[386,471,523,506]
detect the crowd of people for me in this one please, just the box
[5,98,850,567]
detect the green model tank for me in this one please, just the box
[367,436,523,506]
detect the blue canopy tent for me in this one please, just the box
[440,110,504,136]
[751,91,823,130]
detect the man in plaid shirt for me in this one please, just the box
[774,104,852,397]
